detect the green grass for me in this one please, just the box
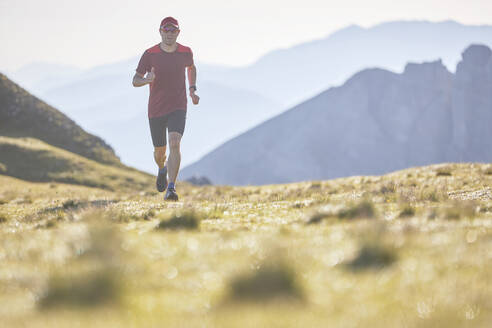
[0,162,491,327]
[0,136,154,191]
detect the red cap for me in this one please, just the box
[160,17,179,29]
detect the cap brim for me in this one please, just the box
[161,23,179,29]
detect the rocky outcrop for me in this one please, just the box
[450,45,492,161]
[185,175,213,186]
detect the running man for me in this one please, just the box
[132,16,199,201]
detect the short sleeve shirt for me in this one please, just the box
[136,43,194,118]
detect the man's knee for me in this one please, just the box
[168,133,182,152]
[154,146,167,160]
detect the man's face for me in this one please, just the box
[159,25,180,45]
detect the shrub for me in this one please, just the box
[398,205,416,218]
[143,209,156,220]
[443,201,477,220]
[38,270,120,309]
[38,222,123,309]
[205,203,227,220]
[156,210,202,230]
[291,202,305,209]
[306,211,332,224]
[62,199,79,210]
[436,169,452,176]
[419,187,448,202]
[345,244,396,271]
[380,181,397,194]
[307,200,377,224]
[227,261,303,302]
[338,200,376,219]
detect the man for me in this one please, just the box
[132,16,199,201]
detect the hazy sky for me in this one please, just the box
[1,0,491,71]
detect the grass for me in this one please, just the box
[0,136,154,191]
[0,162,491,327]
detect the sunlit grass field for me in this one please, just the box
[1,162,491,327]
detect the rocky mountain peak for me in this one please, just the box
[461,44,492,67]
[403,59,452,83]
[456,44,492,81]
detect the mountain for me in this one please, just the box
[6,20,492,174]
[179,44,492,185]
[0,73,120,166]
[0,74,153,190]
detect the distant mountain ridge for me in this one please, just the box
[199,20,492,106]
[180,44,492,185]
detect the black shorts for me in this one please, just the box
[148,110,187,147]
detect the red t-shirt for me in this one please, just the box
[136,42,194,118]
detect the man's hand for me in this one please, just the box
[190,89,200,105]
[132,67,155,87]
[145,67,155,84]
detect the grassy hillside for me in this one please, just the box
[0,162,491,327]
[0,136,153,191]
[0,73,120,166]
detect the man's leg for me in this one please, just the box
[164,110,186,200]
[167,131,182,185]
[149,114,169,192]
[153,146,167,169]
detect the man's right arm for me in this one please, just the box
[132,72,150,87]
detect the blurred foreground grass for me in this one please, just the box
[0,162,491,327]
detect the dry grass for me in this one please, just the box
[0,162,491,327]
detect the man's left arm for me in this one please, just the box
[187,64,199,105]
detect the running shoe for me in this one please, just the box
[156,167,168,192]
[164,187,179,201]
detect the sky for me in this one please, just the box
[1,0,491,72]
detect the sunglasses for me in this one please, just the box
[161,26,179,33]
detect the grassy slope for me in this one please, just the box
[0,73,120,166]
[0,162,491,327]
[0,136,153,191]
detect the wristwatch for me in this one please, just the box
[189,85,197,91]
